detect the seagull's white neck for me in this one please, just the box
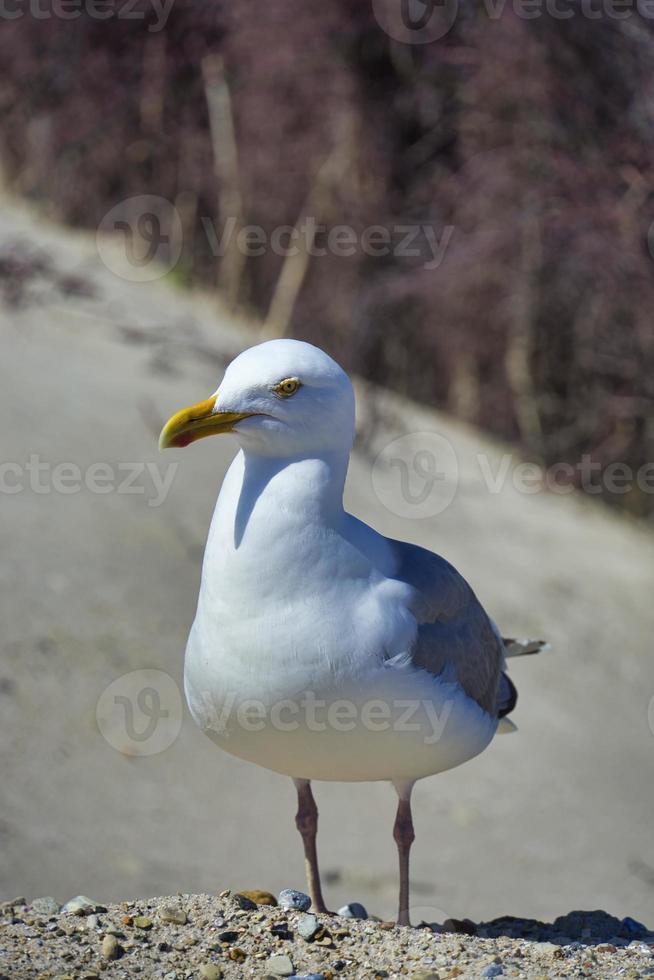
[211,446,349,555]
[245,447,347,522]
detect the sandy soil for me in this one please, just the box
[1,198,653,930]
[2,891,654,979]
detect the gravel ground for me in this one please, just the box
[1,891,653,980]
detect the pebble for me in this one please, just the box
[101,933,121,960]
[278,889,311,912]
[232,892,257,911]
[198,964,223,979]
[297,913,320,940]
[159,905,188,925]
[29,896,60,917]
[61,895,97,916]
[235,889,277,906]
[133,915,153,929]
[481,965,504,978]
[5,896,26,908]
[267,952,295,976]
[289,975,325,980]
[338,902,368,919]
[535,941,560,954]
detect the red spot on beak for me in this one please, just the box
[172,431,194,448]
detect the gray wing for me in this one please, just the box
[389,539,509,717]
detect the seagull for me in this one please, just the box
[159,339,545,925]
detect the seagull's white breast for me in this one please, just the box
[184,452,497,782]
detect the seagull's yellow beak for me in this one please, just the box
[158,395,255,450]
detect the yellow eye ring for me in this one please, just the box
[274,378,302,398]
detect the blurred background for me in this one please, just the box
[3,1,654,516]
[1,0,654,926]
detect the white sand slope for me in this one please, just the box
[0,200,653,924]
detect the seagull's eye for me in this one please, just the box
[274,378,302,398]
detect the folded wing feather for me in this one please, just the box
[389,540,504,715]
[386,540,548,722]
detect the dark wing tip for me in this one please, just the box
[497,671,518,718]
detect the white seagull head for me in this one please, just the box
[159,339,355,458]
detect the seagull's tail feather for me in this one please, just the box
[502,637,550,658]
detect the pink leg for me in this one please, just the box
[393,780,415,926]
[293,778,329,913]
